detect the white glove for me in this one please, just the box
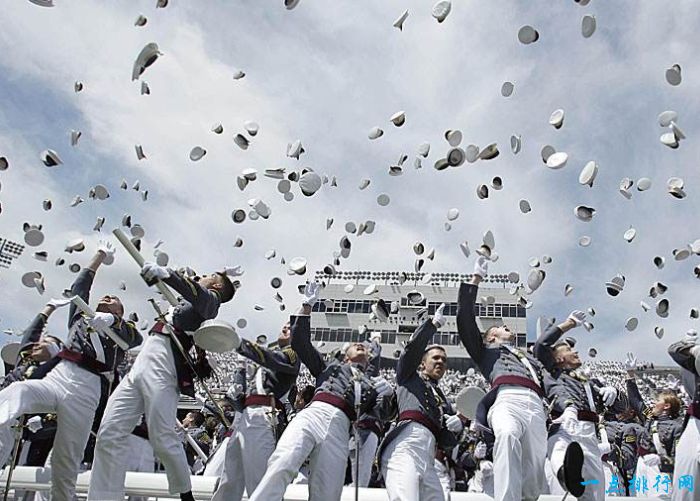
[192,458,204,474]
[553,405,578,424]
[474,441,487,459]
[372,376,393,398]
[369,331,382,344]
[97,240,116,264]
[432,303,446,328]
[624,352,638,371]
[642,453,661,467]
[598,442,612,457]
[445,414,464,433]
[473,255,489,278]
[567,310,586,327]
[599,386,617,407]
[302,282,322,306]
[87,312,115,331]
[47,297,73,309]
[141,261,170,281]
[223,265,244,277]
[26,416,43,433]
[480,460,494,476]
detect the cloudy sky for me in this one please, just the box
[0,0,699,365]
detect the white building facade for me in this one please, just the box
[308,270,527,372]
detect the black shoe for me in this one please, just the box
[180,491,195,501]
[560,442,585,497]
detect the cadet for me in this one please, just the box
[535,317,627,501]
[625,353,683,489]
[351,331,384,488]
[89,262,235,501]
[379,304,463,501]
[0,242,140,501]
[457,255,549,501]
[248,283,393,501]
[667,330,700,501]
[212,321,300,501]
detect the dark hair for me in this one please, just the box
[483,326,499,342]
[205,416,218,434]
[422,345,446,361]
[215,273,235,303]
[189,411,205,427]
[300,385,315,405]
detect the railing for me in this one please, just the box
[0,467,663,500]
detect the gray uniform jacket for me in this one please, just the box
[237,339,300,401]
[65,269,142,376]
[290,315,387,422]
[626,377,683,473]
[535,324,627,420]
[457,282,546,430]
[377,318,459,463]
[2,312,59,388]
[356,340,386,439]
[458,283,546,384]
[620,421,646,473]
[153,270,222,396]
[667,339,700,411]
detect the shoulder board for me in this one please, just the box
[283,347,297,364]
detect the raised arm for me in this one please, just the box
[397,318,437,384]
[20,306,55,350]
[238,339,300,375]
[365,335,382,378]
[668,333,700,376]
[289,315,325,378]
[456,283,485,364]
[162,271,221,320]
[534,311,585,372]
[67,244,114,327]
[68,269,96,328]
[625,377,650,422]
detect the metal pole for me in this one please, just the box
[353,424,360,501]
[3,416,25,501]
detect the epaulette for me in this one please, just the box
[283,347,297,365]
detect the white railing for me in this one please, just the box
[0,467,663,500]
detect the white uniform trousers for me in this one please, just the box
[349,429,378,487]
[602,460,623,497]
[89,335,191,500]
[671,416,699,501]
[434,458,452,500]
[126,433,155,501]
[548,419,605,501]
[203,435,229,477]
[0,422,16,468]
[487,386,547,501]
[248,401,350,501]
[211,405,277,501]
[380,421,446,501]
[0,360,100,501]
